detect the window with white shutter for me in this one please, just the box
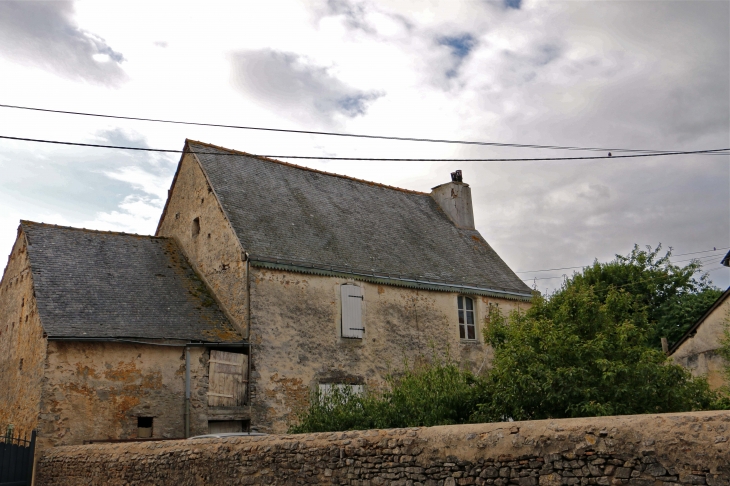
[340,284,364,339]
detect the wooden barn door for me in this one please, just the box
[207,350,248,407]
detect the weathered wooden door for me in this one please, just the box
[207,350,248,407]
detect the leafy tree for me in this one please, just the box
[474,246,726,422]
[565,244,720,349]
[288,355,483,433]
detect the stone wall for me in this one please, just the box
[38,342,210,448]
[0,227,46,437]
[35,411,730,485]
[248,266,528,433]
[157,152,249,336]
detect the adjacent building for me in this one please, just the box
[670,287,730,390]
[0,139,533,445]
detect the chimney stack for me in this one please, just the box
[430,170,475,229]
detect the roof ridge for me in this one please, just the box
[20,220,161,239]
[185,139,429,196]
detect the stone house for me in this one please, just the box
[670,286,730,390]
[0,139,532,444]
[0,222,246,448]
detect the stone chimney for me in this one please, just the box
[430,170,475,229]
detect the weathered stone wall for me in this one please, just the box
[248,267,529,433]
[157,152,249,336]
[35,411,730,485]
[671,294,729,390]
[0,228,46,436]
[38,342,210,448]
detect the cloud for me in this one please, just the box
[229,49,383,123]
[504,0,522,10]
[0,0,127,86]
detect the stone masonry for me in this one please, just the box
[36,411,730,485]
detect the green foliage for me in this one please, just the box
[564,244,719,349]
[655,288,724,348]
[288,355,483,434]
[475,288,719,422]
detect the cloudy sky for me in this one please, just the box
[0,0,727,292]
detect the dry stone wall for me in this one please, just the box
[36,411,730,486]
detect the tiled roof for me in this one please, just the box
[188,141,532,297]
[22,221,242,342]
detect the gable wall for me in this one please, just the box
[0,228,46,437]
[38,342,210,448]
[157,152,248,335]
[671,294,729,390]
[248,267,528,433]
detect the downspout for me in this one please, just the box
[245,252,253,432]
[185,347,190,438]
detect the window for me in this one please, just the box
[341,284,364,338]
[137,417,153,438]
[458,296,476,340]
[192,217,200,237]
[318,383,364,403]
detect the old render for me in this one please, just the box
[669,283,730,391]
[0,140,533,447]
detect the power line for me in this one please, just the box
[524,265,726,284]
[516,247,729,274]
[0,135,727,162]
[2,103,730,156]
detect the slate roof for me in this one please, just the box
[22,221,242,342]
[186,141,532,299]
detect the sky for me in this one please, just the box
[0,0,728,293]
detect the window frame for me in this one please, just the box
[457,295,477,341]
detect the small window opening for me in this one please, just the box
[137,417,153,438]
[192,217,201,237]
[201,197,205,204]
[208,420,249,434]
[175,212,180,220]
[458,296,476,340]
[18,358,23,371]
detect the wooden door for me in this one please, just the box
[207,350,248,407]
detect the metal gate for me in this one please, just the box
[0,430,36,486]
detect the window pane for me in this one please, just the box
[458,310,464,324]
[457,296,463,310]
[466,310,474,325]
[467,325,475,340]
[465,297,473,311]
[459,325,465,339]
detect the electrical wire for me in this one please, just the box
[2,103,730,156]
[516,247,729,274]
[0,135,727,162]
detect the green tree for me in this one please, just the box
[474,245,725,422]
[565,244,720,349]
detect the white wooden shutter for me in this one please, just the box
[340,284,363,339]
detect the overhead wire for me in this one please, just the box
[0,135,727,162]
[1,103,730,156]
[516,247,729,274]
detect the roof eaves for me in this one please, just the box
[721,249,730,267]
[668,286,730,355]
[185,139,428,196]
[250,258,533,302]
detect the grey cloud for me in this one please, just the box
[0,1,127,86]
[229,49,383,123]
